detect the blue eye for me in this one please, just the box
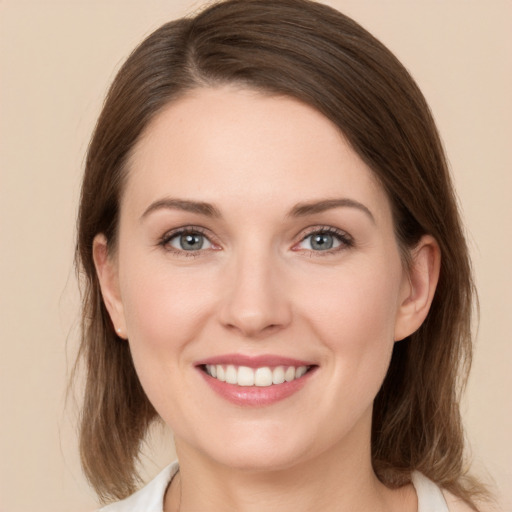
[165,231,213,251]
[297,229,352,252]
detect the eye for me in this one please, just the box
[295,227,353,252]
[162,229,215,252]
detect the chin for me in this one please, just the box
[214,450,306,474]
[197,428,317,473]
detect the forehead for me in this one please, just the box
[123,86,390,221]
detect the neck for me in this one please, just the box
[164,422,415,512]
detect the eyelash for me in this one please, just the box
[158,226,216,258]
[295,226,354,256]
[158,225,354,257]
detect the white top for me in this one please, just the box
[99,462,449,512]
[99,463,179,512]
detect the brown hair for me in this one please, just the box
[75,0,486,506]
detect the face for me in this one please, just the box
[96,86,430,473]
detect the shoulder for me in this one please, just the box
[443,491,476,512]
[98,462,179,512]
[411,472,495,512]
[443,490,498,512]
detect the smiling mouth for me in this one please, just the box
[201,364,315,387]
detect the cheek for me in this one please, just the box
[118,260,220,420]
[302,257,403,390]
[119,259,217,362]
[307,257,401,339]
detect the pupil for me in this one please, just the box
[312,233,333,250]
[181,233,203,250]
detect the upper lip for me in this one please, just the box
[195,353,316,369]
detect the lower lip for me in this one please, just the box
[198,367,316,407]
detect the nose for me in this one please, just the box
[218,248,292,339]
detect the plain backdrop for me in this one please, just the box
[1,1,511,510]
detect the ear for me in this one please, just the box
[394,235,441,342]
[93,234,127,339]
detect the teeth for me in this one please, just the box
[237,366,254,386]
[296,366,307,378]
[285,366,296,382]
[205,364,309,387]
[272,366,285,384]
[225,365,237,384]
[255,367,273,387]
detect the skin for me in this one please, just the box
[94,86,441,512]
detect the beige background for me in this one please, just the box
[1,1,511,510]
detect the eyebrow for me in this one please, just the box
[141,197,374,223]
[289,198,375,223]
[141,198,222,220]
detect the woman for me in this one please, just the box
[75,0,490,510]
